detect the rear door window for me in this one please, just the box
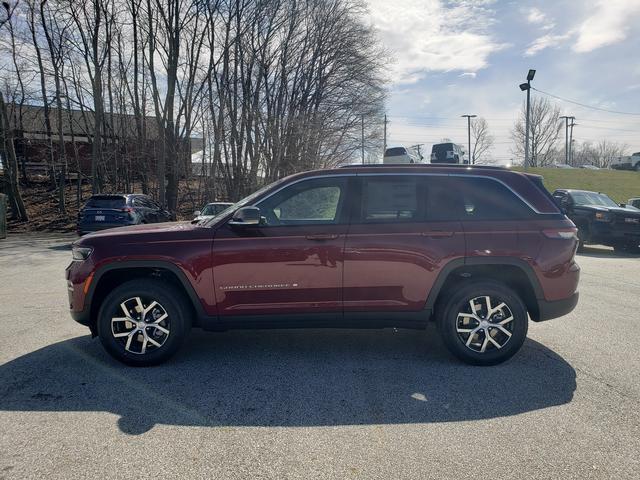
[358,176,424,222]
[133,197,153,208]
[422,177,465,221]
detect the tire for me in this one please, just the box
[437,280,528,366]
[613,243,627,254]
[614,243,640,254]
[97,279,192,366]
[576,226,588,253]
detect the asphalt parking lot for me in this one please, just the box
[0,234,639,479]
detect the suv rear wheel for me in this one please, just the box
[437,280,528,366]
[97,279,191,366]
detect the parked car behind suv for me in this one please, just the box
[67,165,580,366]
[77,194,172,236]
[192,202,234,223]
[552,189,640,253]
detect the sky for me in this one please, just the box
[366,0,640,164]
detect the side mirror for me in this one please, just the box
[229,206,262,227]
[193,210,201,217]
[619,203,626,208]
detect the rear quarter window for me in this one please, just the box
[455,177,535,220]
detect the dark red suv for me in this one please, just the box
[66,165,580,366]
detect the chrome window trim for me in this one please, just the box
[246,172,557,216]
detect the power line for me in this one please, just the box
[532,87,640,116]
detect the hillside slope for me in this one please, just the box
[513,167,640,203]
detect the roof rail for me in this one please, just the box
[338,163,508,170]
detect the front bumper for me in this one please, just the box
[536,292,579,322]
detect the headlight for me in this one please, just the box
[72,246,93,261]
[594,212,611,222]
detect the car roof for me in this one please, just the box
[337,163,508,171]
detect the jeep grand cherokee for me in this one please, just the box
[66,164,580,366]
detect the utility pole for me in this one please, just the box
[569,121,577,165]
[559,116,574,165]
[411,144,425,163]
[361,114,365,164]
[461,114,477,164]
[383,114,388,155]
[519,69,536,170]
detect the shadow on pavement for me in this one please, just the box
[0,329,576,435]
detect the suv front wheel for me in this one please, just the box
[97,279,192,366]
[437,280,528,366]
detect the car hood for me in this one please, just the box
[74,221,213,247]
[578,205,640,217]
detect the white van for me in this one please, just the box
[383,146,420,164]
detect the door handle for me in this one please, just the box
[422,231,454,238]
[306,234,339,241]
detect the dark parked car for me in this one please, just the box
[552,189,640,253]
[67,165,580,366]
[77,194,172,236]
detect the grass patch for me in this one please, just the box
[512,167,640,203]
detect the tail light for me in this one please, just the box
[121,207,134,213]
[542,228,577,239]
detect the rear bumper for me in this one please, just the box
[535,292,579,322]
[77,222,135,235]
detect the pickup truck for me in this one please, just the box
[610,152,640,171]
[553,189,640,253]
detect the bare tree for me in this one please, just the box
[0,0,387,223]
[470,117,494,164]
[594,140,628,168]
[0,91,28,220]
[511,97,562,167]
[1,0,19,30]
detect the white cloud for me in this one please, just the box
[573,0,640,52]
[525,6,554,30]
[367,0,507,84]
[526,7,546,24]
[459,72,477,78]
[525,32,572,56]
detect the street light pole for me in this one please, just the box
[361,114,365,164]
[519,69,536,170]
[461,114,477,164]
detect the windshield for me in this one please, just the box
[200,178,289,227]
[572,192,619,208]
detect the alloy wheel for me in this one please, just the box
[111,297,170,355]
[455,295,514,353]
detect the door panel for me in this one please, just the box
[344,222,464,311]
[212,177,350,317]
[213,226,345,315]
[452,177,534,258]
[343,175,465,312]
